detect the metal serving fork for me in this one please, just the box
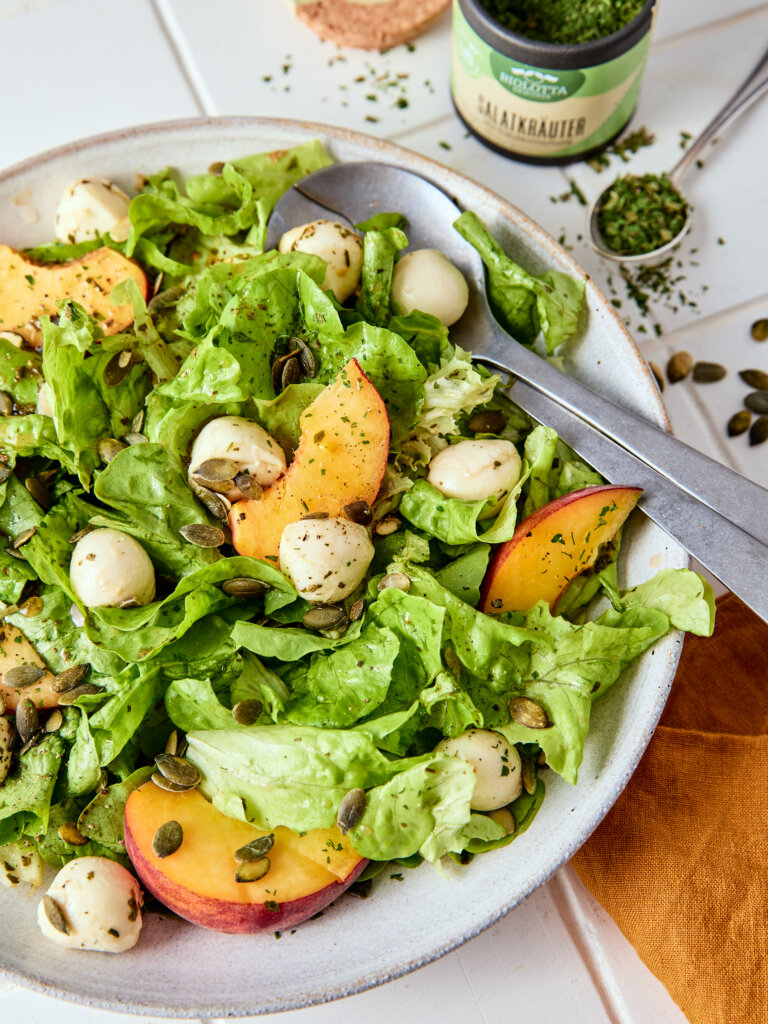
[265,162,768,622]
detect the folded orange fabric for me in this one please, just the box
[573,594,768,1024]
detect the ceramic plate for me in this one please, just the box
[0,117,685,1018]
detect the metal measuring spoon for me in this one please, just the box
[587,44,768,263]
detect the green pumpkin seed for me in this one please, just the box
[179,523,225,548]
[121,431,148,446]
[749,415,768,447]
[744,392,768,415]
[16,698,37,742]
[3,664,45,689]
[740,369,768,391]
[692,361,727,384]
[349,598,365,622]
[235,857,271,883]
[281,356,302,391]
[11,527,36,550]
[191,483,231,523]
[508,695,550,730]
[25,476,52,510]
[232,699,263,726]
[42,894,69,935]
[337,788,366,835]
[3,545,26,562]
[152,820,183,859]
[728,411,752,437]
[221,577,270,599]
[67,525,94,545]
[0,718,14,786]
[21,595,43,617]
[648,361,665,392]
[98,437,126,464]
[234,834,274,863]
[118,596,142,610]
[150,772,193,794]
[378,571,411,593]
[58,821,88,847]
[191,457,239,485]
[296,338,316,378]
[18,730,42,756]
[154,753,201,789]
[666,351,692,384]
[468,410,508,434]
[300,511,329,521]
[0,464,11,484]
[103,350,135,387]
[132,409,145,434]
[444,647,462,679]
[57,683,104,705]
[374,515,401,537]
[344,499,372,526]
[521,759,537,796]
[302,605,347,631]
[234,473,263,500]
[750,318,768,341]
[45,710,63,733]
[164,729,179,756]
[52,664,90,693]
[208,161,225,176]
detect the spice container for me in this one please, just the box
[451,0,657,164]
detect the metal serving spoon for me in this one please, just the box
[266,161,768,622]
[587,43,768,263]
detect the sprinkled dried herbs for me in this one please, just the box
[596,173,689,257]
[479,0,645,44]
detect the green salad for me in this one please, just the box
[0,141,714,938]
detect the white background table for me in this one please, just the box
[1,1,766,1021]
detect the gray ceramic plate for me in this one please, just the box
[0,117,685,1018]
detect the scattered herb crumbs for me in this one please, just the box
[390,872,404,881]
[679,130,692,149]
[438,141,452,150]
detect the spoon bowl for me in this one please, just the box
[586,183,692,264]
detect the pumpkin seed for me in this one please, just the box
[300,511,329,521]
[692,361,727,384]
[57,683,104,705]
[666,351,693,384]
[648,361,665,392]
[150,771,192,794]
[103,350,135,387]
[118,596,142,610]
[468,410,508,434]
[16,698,37,742]
[132,409,145,434]
[192,483,230,523]
[232,699,263,726]
[0,718,14,786]
[234,834,274,862]
[349,598,365,622]
[154,753,201,789]
[750,318,768,341]
[344,499,372,526]
[0,463,11,484]
[3,545,26,562]
[0,392,12,417]
[179,523,226,548]
[208,161,225,176]
[165,729,179,756]
[21,595,43,617]
[234,472,263,500]
[3,664,45,689]
[191,457,238,492]
[336,788,365,835]
[537,749,548,766]
[281,356,302,391]
[18,729,42,756]
[728,411,751,437]
[444,647,462,679]
[521,759,537,796]
[45,710,63,733]
[507,695,550,730]
[745,391,768,414]
[749,415,768,447]
[271,353,289,393]
[302,605,347,631]
[152,820,183,859]
[42,894,69,935]
[58,821,88,846]
[25,476,51,509]
[98,437,126,464]
[296,338,316,378]
[221,577,270,599]
[11,527,36,550]
[52,664,90,693]
[489,807,516,835]
[122,431,148,446]
[374,515,401,537]
[148,285,184,315]
[67,525,93,545]
[740,369,768,391]
[378,571,411,593]
[235,857,271,883]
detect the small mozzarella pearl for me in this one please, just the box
[189,416,286,503]
[427,439,522,518]
[70,528,155,608]
[278,220,363,302]
[279,517,374,603]
[436,729,522,810]
[391,249,469,326]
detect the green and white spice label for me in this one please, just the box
[451,0,652,158]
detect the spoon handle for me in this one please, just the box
[509,378,768,623]
[476,325,768,548]
[670,44,768,187]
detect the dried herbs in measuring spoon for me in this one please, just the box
[596,173,689,257]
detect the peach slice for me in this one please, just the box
[0,244,147,346]
[124,783,367,934]
[0,622,58,711]
[480,484,642,615]
[230,358,389,565]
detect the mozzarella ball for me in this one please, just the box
[391,249,469,326]
[36,381,54,418]
[70,528,155,608]
[37,857,143,953]
[436,729,522,811]
[189,416,286,503]
[55,178,131,244]
[278,220,363,303]
[427,439,522,518]
[279,517,374,603]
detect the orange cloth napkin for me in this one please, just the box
[573,594,768,1024]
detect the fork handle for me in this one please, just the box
[508,379,768,624]
[477,325,768,548]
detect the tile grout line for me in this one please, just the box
[149,0,212,117]
[650,1,768,54]
[649,290,768,345]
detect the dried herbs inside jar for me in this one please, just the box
[596,173,689,257]
[479,0,645,45]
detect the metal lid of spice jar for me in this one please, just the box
[294,0,451,50]
[451,0,657,164]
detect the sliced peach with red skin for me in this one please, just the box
[0,622,58,711]
[0,244,147,346]
[480,484,642,615]
[230,358,389,565]
[124,783,367,934]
